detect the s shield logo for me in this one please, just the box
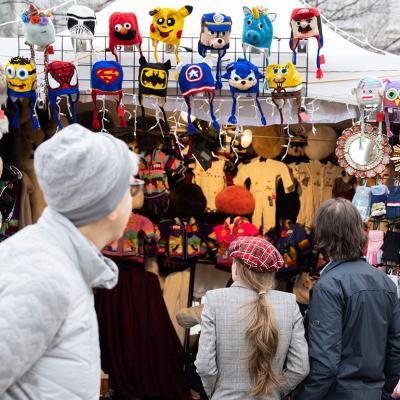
[96,68,120,84]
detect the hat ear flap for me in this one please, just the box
[243,6,252,16]
[149,7,160,17]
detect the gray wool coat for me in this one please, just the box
[195,282,310,400]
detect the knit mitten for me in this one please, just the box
[370,185,388,218]
[387,186,400,221]
[365,230,384,266]
[352,186,371,221]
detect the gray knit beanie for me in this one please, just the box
[34,124,138,226]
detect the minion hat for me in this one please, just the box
[6,56,39,130]
[91,60,126,129]
[198,13,232,89]
[178,62,220,135]
[289,7,324,79]
[46,61,80,129]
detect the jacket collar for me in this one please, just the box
[322,258,365,276]
[39,207,119,289]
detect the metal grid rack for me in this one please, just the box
[16,33,310,99]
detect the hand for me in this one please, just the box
[393,380,400,398]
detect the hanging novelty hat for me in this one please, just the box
[46,61,79,129]
[138,56,171,130]
[67,5,97,52]
[21,3,55,64]
[0,66,8,137]
[109,12,143,62]
[222,58,266,126]
[198,13,232,89]
[266,62,305,133]
[242,6,276,62]
[289,7,324,79]
[149,6,193,64]
[383,79,400,138]
[177,62,220,134]
[91,60,126,129]
[6,57,39,130]
[352,76,384,135]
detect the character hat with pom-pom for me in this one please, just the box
[91,60,126,129]
[177,62,220,134]
[215,185,255,216]
[290,7,324,79]
[198,13,232,89]
[46,61,79,129]
[382,79,400,138]
[222,58,266,126]
[109,12,143,62]
[6,56,39,130]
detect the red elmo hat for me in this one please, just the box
[215,185,255,216]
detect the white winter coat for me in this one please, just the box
[0,207,119,399]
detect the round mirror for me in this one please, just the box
[336,123,392,178]
[348,137,378,166]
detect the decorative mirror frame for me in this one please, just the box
[336,123,392,178]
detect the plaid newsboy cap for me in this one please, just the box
[229,236,284,273]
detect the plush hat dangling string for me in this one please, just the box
[198,13,232,90]
[109,12,143,62]
[266,62,306,134]
[91,60,126,129]
[289,7,324,79]
[21,3,55,66]
[383,79,400,138]
[149,6,193,65]
[6,56,39,130]
[138,56,172,132]
[222,58,266,126]
[178,62,220,135]
[46,61,79,129]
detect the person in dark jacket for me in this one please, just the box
[295,198,400,400]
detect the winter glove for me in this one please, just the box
[352,186,371,221]
[387,186,400,221]
[365,229,384,266]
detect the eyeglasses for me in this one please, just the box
[129,178,145,198]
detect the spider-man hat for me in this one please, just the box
[229,236,284,273]
[91,60,126,129]
[46,61,79,129]
[177,62,220,134]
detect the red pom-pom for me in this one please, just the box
[92,119,100,130]
[120,117,127,128]
[316,68,323,80]
[376,111,383,122]
[47,45,54,55]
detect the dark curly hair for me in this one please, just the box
[314,198,367,261]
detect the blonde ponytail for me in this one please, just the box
[237,261,282,397]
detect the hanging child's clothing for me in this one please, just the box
[102,212,159,263]
[234,158,295,233]
[214,216,259,268]
[290,160,350,229]
[193,158,226,211]
[267,219,313,272]
[158,217,217,272]
[138,149,185,216]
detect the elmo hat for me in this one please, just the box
[229,236,284,273]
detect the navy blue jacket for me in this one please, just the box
[295,259,400,400]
